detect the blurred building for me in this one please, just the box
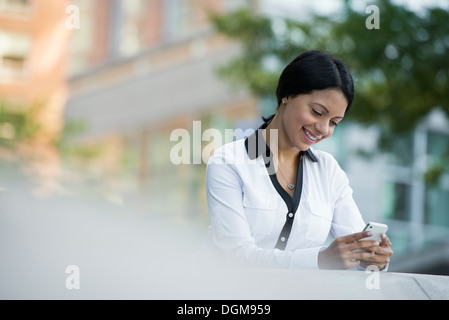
[0,0,70,196]
[63,0,449,274]
[0,0,70,141]
[64,0,259,219]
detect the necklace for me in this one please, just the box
[273,157,295,190]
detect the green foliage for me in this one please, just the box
[210,0,449,135]
[210,0,449,184]
[211,9,279,97]
[0,98,103,165]
[331,0,449,133]
[57,119,106,161]
[0,100,41,147]
[425,163,445,187]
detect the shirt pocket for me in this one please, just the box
[304,200,333,244]
[243,191,277,237]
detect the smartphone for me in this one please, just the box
[361,222,388,242]
[354,222,388,252]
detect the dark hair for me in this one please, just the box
[263,50,354,123]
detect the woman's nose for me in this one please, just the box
[315,120,329,136]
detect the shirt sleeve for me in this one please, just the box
[329,158,388,272]
[205,148,322,269]
[329,161,366,240]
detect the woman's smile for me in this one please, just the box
[302,127,320,145]
[275,88,348,151]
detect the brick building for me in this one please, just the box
[0,0,70,196]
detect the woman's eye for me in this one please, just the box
[312,109,321,116]
[331,120,339,127]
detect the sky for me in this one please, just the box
[261,0,449,19]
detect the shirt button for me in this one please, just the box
[288,212,294,218]
[280,237,286,242]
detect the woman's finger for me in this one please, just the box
[337,231,373,244]
[380,233,392,247]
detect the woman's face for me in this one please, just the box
[281,88,348,151]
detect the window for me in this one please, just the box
[385,131,414,167]
[119,0,148,56]
[0,0,32,14]
[383,181,411,221]
[425,130,449,227]
[0,31,31,82]
[224,0,253,12]
[427,130,449,174]
[68,0,94,75]
[425,188,449,227]
[163,0,210,40]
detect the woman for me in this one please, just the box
[204,50,393,270]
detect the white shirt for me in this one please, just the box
[204,124,366,269]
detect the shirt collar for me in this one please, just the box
[244,122,318,163]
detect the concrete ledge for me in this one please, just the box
[167,267,449,300]
[1,187,448,300]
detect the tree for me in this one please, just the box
[210,0,449,184]
[0,100,41,148]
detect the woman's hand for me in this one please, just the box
[359,233,393,270]
[318,231,393,270]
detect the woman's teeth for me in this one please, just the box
[304,129,317,141]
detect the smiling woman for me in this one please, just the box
[203,50,393,271]
[271,88,347,150]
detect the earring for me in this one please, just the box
[282,99,287,104]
